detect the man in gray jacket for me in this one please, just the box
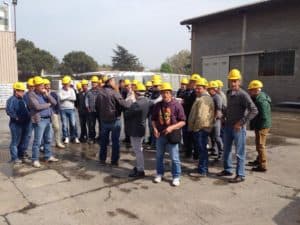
[124,83,153,177]
[96,76,131,166]
[217,69,258,183]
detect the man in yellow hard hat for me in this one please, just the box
[86,76,101,144]
[77,79,89,143]
[217,69,258,183]
[144,81,152,98]
[44,79,65,149]
[59,76,80,144]
[28,76,59,168]
[248,80,272,172]
[151,82,186,186]
[181,73,200,159]
[207,80,224,161]
[6,82,31,165]
[147,78,163,148]
[188,78,215,176]
[124,83,153,178]
[215,80,227,108]
[177,77,189,99]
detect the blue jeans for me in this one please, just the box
[223,126,246,177]
[60,109,78,139]
[193,130,209,174]
[32,118,53,161]
[156,136,181,178]
[99,120,121,163]
[9,121,31,161]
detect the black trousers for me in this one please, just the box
[79,112,88,140]
[88,112,100,139]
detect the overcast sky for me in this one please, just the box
[15,0,261,69]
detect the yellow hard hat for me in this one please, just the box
[181,78,189,85]
[43,79,50,85]
[152,74,161,81]
[13,82,26,91]
[248,80,263,90]
[145,81,152,87]
[228,69,242,80]
[27,78,34,86]
[81,79,89,85]
[131,80,139,85]
[190,73,201,81]
[136,83,146,92]
[124,79,131,86]
[152,79,162,86]
[215,80,224,88]
[33,76,44,85]
[91,75,99,83]
[160,82,173,91]
[62,76,72,84]
[208,81,218,89]
[76,82,82,90]
[196,77,208,87]
[102,76,108,82]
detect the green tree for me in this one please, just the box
[160,63,173,73]
[112,45,144,71]
[165,50,191,75]
[17,39,59,80]
[60,51,98,74]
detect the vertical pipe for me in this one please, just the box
[241,13,247,75]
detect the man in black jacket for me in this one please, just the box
[96,76,131,166]
[124,83,153,177]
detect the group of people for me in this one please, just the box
[6,68,272,186]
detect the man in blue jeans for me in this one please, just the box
[188,78,215,176]
[59,76,80,144]
[28,76,59,168]
[217,69,258,183]
[6,82,31,165]
[151,82,186,186]
[96,76,131,166]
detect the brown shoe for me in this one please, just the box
[229,175,245,183]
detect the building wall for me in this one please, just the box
[0,31,18,83]
[191,2,300,103]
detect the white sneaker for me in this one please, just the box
[154,175,162,183]
[64,137,69,144]
[172,178,180,186]
[47,156,59,162]
[74,138,80,144]
[32,160,41,168]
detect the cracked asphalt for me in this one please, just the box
[0,110,300,225]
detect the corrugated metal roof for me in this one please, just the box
[180,0,279,25]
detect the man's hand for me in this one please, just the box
[153,127,160,138]
[234,121,242,132]
[163,126,174,135]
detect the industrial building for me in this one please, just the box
[181,0,300,104]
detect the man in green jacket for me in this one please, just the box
[248,80,272,172]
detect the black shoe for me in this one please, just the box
[99,160,106,166]
[111,161,119,167]
[129,167,145,178]
[229,175,245,183]
[193,154,199,160]
[217,170,233,177]
[88,139,95,144]
[252,166,267,172]
[247,160,259,166]
[79,137,87,143]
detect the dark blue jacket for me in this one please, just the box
[6,95,30,124]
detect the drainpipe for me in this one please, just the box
[241,13,247,75]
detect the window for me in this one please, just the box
[258,50,295,76]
